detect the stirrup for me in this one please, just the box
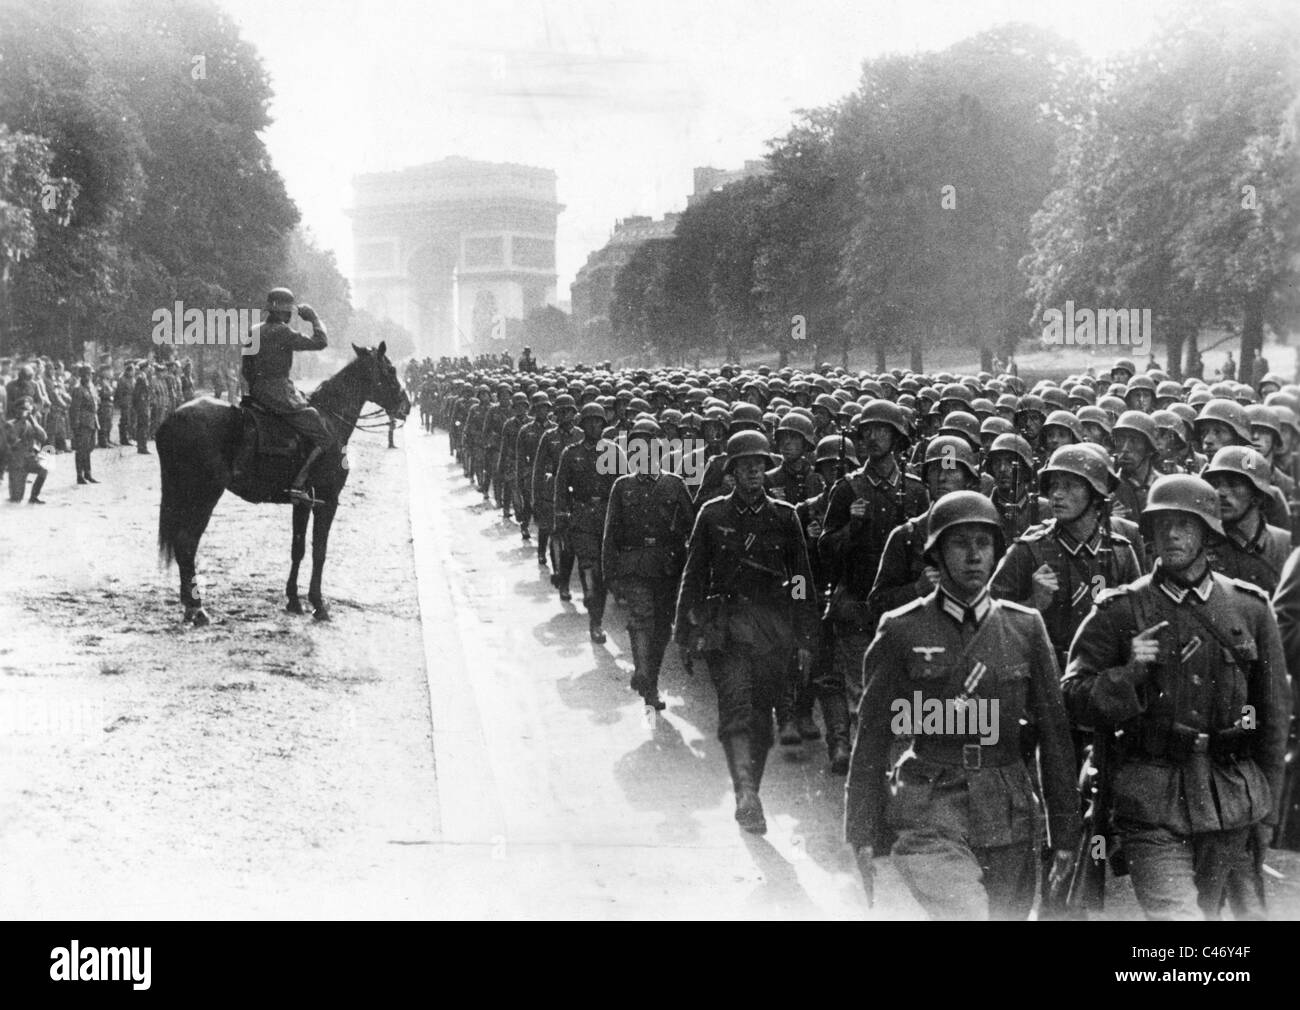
[287,487,325,506]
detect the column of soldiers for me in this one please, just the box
[415,352,1300,920]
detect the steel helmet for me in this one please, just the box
[1202,445,1273,497]
[922,490,1005,560]
[775,411,817,447]
[529,391,551,407]
[553,393,577,411]
[1111,357,1137,380]
[1124,374,1157,399]
[723,430,777,474]
[1068,384,1097,406]
[814,434,859,467]
[986,433,1035,470]
[969,397,995,419]
[812,393,840,415]
[856,400,911,442]
[1015,394,1047,420]
[579,402,607,422]
[1260,373,1286,392]
[1245,404,1283,444]
[1140,473,1224,538]
[659,407,683,426]
[979,416,1014,440]
[937,410,981,448]
[678,411,703,432]
[1168,402,1197,426]
[1041,386,1070,411]
[938,383,974,408]
[995,393,1020,414]
[1076,405,1114,435]
[1233,383,1258,405]
[1187,388,1213,408]
[1194,399,1252,443]
[1151,408,1191,447]
[1113,410,1158,449]
[1155,380,1184,404]
[922,435,980,482]
[1271,404,1300,439]
[1039,444,1115,498]
[627,417,664,439]
[1042,409,1084,442]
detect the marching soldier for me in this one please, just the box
[985,433,1044,541]
[1203,446,1291,593]
[765,412,821,506]
[495,391,529,523]
[554,402,622,643]
[675,430,818,834]
[1063,475,1291,920]
[132,365,152,454]
[533,394,582,588]
[514,391,552,550]
[602,418,694,708]
[482,383,511,506]
[846,490,1080,919]
[820,401,927,709]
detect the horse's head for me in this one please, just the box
[351,342,410,419]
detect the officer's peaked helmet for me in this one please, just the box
[1140,474,1224,538]
[923,490,1005,560]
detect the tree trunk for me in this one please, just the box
[778,345,789,368]
[911,343,923,374]
[874,343,886,373]
[1165,326,1185,383]
[1240,290,1266,389]
[840,333,850,371]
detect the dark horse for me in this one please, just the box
[157,343,410,625]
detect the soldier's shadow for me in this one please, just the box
[612,716,731,846]
[740,834,820,917]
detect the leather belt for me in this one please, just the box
[912,741,1020,770]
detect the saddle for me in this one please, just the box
[229,399,307,504]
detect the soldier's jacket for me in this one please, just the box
[496,412,526,475]
[820,459,928,600]
[69,384,99,431]
[674,490,818,650]
[1063,566,1291,835]
[482,402,508,454]
[765,459,823,506]
[990,490,1046,544]
[1114,463,1158,520]
[845,592,1081,853]
[531,423,582,526]
[692,451,735,505]
[242,319,327,411]
[796,482,838,596]
[515,418,550,498]
[991,518,1142,662]
[132,376,151,415]
[113,375,132,415]
[866,508,934,619]
[464,402,487,448]
[601,471,694,583]
[450,397,472,446]
[554,438,621,535]
[1205,519,1291,594]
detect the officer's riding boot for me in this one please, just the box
[85,457,98,483]
[821,691,853,775]
[722,733,766,834]
[536,529,549,566]
[629,628,665,709]
[289,445,325,503]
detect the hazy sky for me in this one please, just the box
[215,0,1178,298]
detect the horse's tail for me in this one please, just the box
[157,416,184,567]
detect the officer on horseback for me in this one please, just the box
[241,287,337,502]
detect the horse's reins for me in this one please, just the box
[311,376,407,433]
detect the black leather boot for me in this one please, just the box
[628,629,664,709]
[821,691,852,775]
[723,734,766,834]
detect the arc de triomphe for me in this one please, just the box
[350,157,562,359]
